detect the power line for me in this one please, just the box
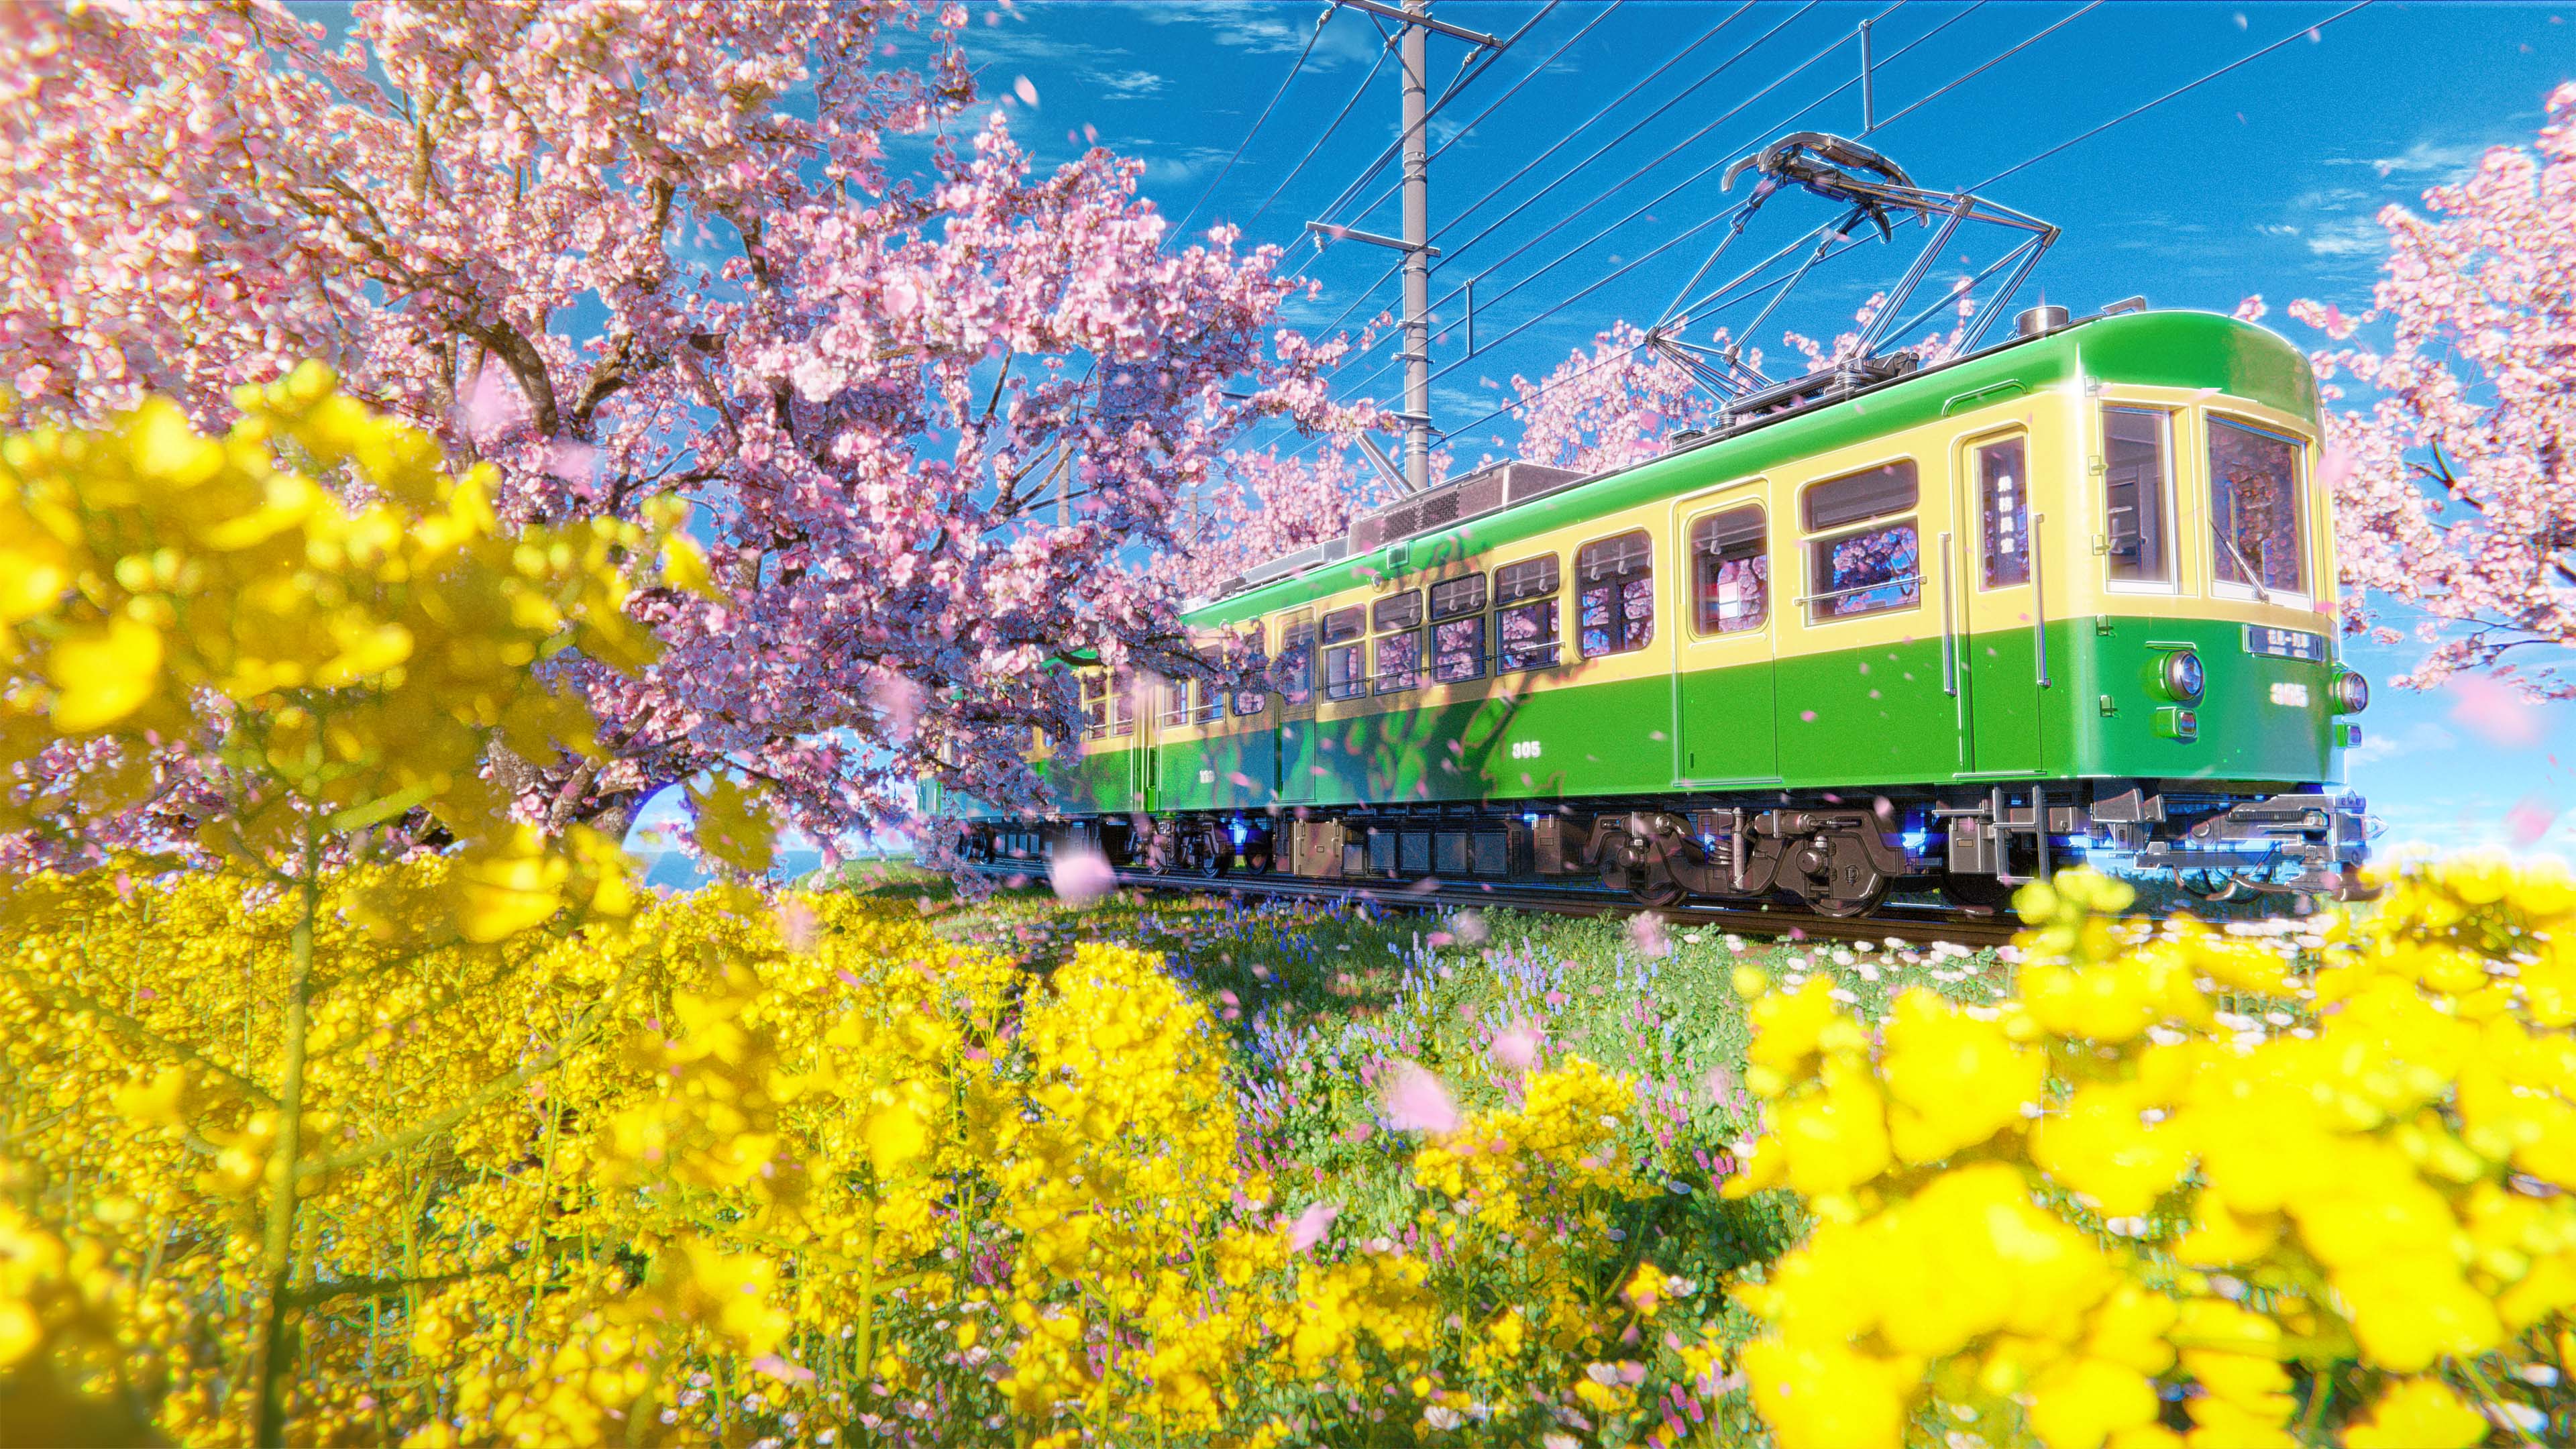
[1290,1,1623,312]
[1171,5,1333,241]
[1433,1,2380,453]
[1324,0,1954,405]
[1248,42,1394,228]
[1973,0,2373,189]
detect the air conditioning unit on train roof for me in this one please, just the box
[1345,460,1582,555]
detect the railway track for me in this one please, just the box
[967,862,2025,949]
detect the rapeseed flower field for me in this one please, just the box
[5,390,2573,1447]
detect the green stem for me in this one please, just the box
[250,835,323,1447]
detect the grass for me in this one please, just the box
[826,869,2027,1342]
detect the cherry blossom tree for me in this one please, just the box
[1507,300,1975,476]
[2273,83,2576,699]
[0,0,1357,852]
[1171,447,1376,600]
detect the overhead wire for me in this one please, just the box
[1170,5,1332,241]
[1424,0,2380,454]
[1294,1,1562,241]
[1321,0,1962,407]
[1292,1,1624,322]
[1248,41,1396,228]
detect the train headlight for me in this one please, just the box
[2331,671,2370,714]
[2157,649,2205,704]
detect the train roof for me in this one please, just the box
[1185,307,2318,628]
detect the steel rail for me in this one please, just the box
[966,863,2023,948]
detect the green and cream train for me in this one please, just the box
[942,304,2373,916]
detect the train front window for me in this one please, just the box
[1576,531,1654,658]
[1430,574,1487,684]
[2207,416,2309,599]
[1374,590,1424,694]
[1321,606,1366,701]
[1275,613,1316,705]
[1803,460,1920,623]
[2102,407,2173,587]
[1690,505,1768,635]
[1976,437,2031,588]
[1496,555,1561,671]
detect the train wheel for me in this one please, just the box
[1598,827,1688,908]
[1938,873,2019,913]
[1194,833,1232,879]
[1807,877,1890,918]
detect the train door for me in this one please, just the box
[1112,672,1146,812]
[1670,491,1780,784]
[1949,429,2044,774]
[1275,610,1318,802]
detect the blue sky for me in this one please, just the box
[889,0,2570,862]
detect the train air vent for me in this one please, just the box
[1499,462,1582,504]
[1419,490,1460,527]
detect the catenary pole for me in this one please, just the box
[1401,0,1432,490]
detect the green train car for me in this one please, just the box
[942,304,2371,916]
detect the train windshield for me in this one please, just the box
[2207,416,2310,600]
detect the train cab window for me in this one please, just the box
[1690,506,1768,635]
[1576,531,1654,658]
[2207,416,2309,598]
[1233,624,1269,715]
[1976,437,2031,588]
[1430,574,1488,684]
[1275,612,1316,706]
[1080,672,1110,740]
[1321,606,1366,701]
[1495,555,1561,670]
[1373,590,1424,693]
[1803,460,1921,622]
[1193,676,1224,725]
[2103,407,2174,587]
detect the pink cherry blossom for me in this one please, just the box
[0,0,1367,863]
[2279,84,2576,699]
[2449,674,2546,749]
[1047,845,1116,905]
[1379,1061,1460,1134]
[1489,1019,1544,1071]
[1281,1200,1339,1254]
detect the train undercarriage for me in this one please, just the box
[961,780,2372,916]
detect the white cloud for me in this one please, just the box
[1097,68,1167,100]
[2326,137,2487,178]
[2303,215,2388,258]
[2345,719,2456,768]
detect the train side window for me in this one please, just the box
[2103,407,2174,587]
[1111,673,1135,736]
[1577,531,1654,658]
[1232,623,1269,715]
[1193,674,1223,724]
[2207,416,2309,598]
[1803,460,1921,623]
[1159,676,1191,728]
[1690,505,1768,635]
[1495,555,1560,670]
[1081,672,1109,739]
[1373,589,1424,694]
[1275,612,1316,705]
[1430,574,1487,684]
[1320,606,1366,701]
[1976,437,2031,588]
